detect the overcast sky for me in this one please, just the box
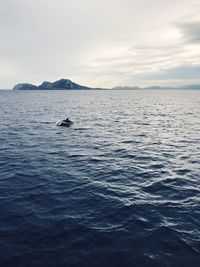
[1,0,200,88]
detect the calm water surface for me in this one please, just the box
[0,90,200,266]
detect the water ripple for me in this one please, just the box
[0,90,200,266]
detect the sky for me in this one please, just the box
[0,0,200,89]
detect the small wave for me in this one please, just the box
[42,121,51,124]
[74,127,91,131]
[175,169,191,175]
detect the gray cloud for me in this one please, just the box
[178,20,200,44]
[136,64,200,80]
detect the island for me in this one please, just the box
[13,79,97,90]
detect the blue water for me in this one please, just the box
[0,89,200,267]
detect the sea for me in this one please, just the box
[0,89,200,267]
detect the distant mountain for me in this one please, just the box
[112,86,141,90]
[143,84,200,90]
[179,84,200,89]
[112,85,165,90]
[13,79,94,90]
[112,84,200,90]
[143,85,164,89]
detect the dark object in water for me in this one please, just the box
[57,118,73,127]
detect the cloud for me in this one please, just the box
[136,64,200,80]
[0,0,200,88]
[82,38,200,87]
[177,20,200,44]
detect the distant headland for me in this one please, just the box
[12,78,200,90]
